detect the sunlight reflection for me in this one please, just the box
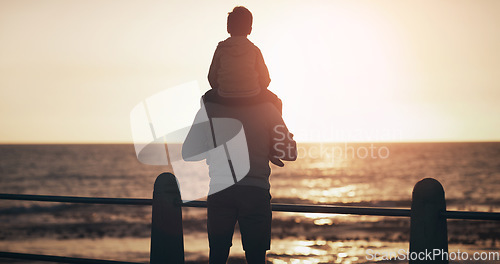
[303,213,334,219]
[290,184,360,204]
[268,238,407,264]
[313,218,333,225]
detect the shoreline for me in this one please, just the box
[0,236,497,264]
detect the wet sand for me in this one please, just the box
[1,216,498,263]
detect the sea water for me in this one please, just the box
[0,143,499,263]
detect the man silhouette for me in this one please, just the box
[182,98,296,264]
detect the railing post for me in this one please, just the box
[150,173,185,264]
[410,178,448,263]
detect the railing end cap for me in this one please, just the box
[412,177,445,202]
[154,173,180,194]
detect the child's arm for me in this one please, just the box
[255,48,271,89]
[208,48,221,90]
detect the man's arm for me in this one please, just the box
[269,108,297,165]
[271,124,297,162]
[182,108,211,161]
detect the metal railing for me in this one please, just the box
[1,190,498,221]
[0,251,143,264]
[0,173,499,264]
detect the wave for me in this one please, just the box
[0,203,88,216]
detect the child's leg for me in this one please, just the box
[262,90,282,115]
[273,96,283,115]
[202,89,220,104]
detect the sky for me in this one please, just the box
[1,0,499,143]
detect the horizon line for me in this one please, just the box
[1,140,500,145]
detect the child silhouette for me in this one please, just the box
[204,6,286,166]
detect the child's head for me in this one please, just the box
[227,6,253,36]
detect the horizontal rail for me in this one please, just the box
[1,193,500,220]
[0,251,143,264]
[183,200,412,217]
[0,193,152,205]
[443,210,500,221]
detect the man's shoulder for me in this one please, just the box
[203,101,277,120]
[203,90,275,108]
[205,100,276,111]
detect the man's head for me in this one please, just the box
[227,6,252,36]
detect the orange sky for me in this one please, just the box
[1,0,499,143]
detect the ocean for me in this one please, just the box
[0,143,499,263]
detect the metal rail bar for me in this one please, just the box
[443,210,500,221]
[0,193,152,205]
[0,251,144,264]
[1,193,500,220]
[183,200,412,217]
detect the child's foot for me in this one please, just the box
[270,156,284,167]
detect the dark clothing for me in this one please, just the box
[208,36,271,98]
[203,88,282,115]
[182,96,295,264]
[183,101,294,191]
[207,185,272,251]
